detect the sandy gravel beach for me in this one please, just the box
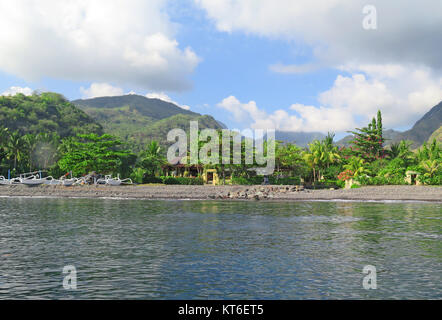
[0,184,441,202]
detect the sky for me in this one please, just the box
[0,0,441,138]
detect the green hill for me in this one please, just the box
[72,94,199,120]
[427,126,442,144]
[73,94,224,153]
[0,92,103,137]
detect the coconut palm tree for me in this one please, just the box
[344,157,368,177]
[141,141,164,177]
[303,137,340,182]
[5,131,26,170]
[420,159,440,178]
[22,133,37,171]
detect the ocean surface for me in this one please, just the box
[0,197,440,299]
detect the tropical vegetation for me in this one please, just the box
[0,93,440,187]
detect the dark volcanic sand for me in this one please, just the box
[0,184,441,202]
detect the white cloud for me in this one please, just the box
[198,0,442,130]
[146,92,191,110]
[1,86,33,96]
[218,64,442,133]
[80,83,124,99]
[218,96,352,132]
[0,1,199,91]
[217,96,265,122]
[319,65,442,128]
[196,0,442,70]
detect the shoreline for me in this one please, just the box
[0,185,441,202]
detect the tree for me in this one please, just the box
[275,142,304,176]
[5,131,26,170]
[33,132,61,169]
[416,139,441,162]
[349,110,385,162]
[22,133,38,171]
[140,141,165,177]
[388,140,413,162]
[303,136,340,182]
[420,159,439,178]
[344,157,368,177]
[58,133,136,177]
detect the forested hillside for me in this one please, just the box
[72,95,199,120]
[73,94,223,153]
[0,92,103,137]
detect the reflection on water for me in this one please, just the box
[0,198,440,299]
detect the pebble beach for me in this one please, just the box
[0,184,441,202]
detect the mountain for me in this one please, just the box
[337,101,442,148]
[274,131,326,148]
[72,94,199,120]
[73,94,224,152]
[427,126,442,144]
[398,101,442,147]
[0,92,103,137]
[336,129,403,148]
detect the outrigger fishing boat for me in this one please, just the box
[0,176,11,185]
[42,176,60,185]
[2,170,132,186]
[96,174,132,186]
[58,172,77,186]
[59,177,77,186]
[19,172,46,186]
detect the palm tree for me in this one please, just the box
[303,140,325,182]
[420,159,439,178]
[5,131,26,170]
[303,137,340,182]
[145,140,161,157]
[141,141,164,177]
[22,134,37,171]
[344,157,368,177]
[34,132,60,169]
[388,142,401,159]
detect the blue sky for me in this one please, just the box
[0,1,441,138]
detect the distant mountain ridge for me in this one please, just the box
[398,101,442,146]
[73,95,441,151]
[337,101,442,148]
[274,131,326,148]
[72,94,224,152]
[72,94,199,120]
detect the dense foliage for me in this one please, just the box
[0,93,102,137]
[74,94,223,153]
[0,98,440,187]
[57,133,136,177]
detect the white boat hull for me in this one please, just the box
[21,179,45,186]
[106,179,122,186]
[61,179,76,186]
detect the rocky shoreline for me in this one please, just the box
[0,184,441,202]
